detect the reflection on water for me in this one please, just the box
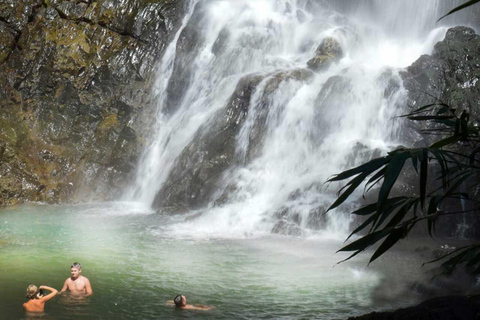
[24,312,46,320]
[1,203,433,319]
[57,293,91,316]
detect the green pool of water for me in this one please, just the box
[0,202,425,319]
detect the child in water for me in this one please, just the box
[23,284,58,313]
[60,262,93,295]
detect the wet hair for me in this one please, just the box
[71,262,82,269]
[26,284,38,300]
[173,294,183,307]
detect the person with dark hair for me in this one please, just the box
[23,284,58,312]
[60,262,93,295]
[169,294,213,310]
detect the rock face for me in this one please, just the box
[0,0,185,206]
[401,26,480,145]
[152,68,313,211]
[400,26,480,237]
[307,37,343,72]
[152,74,265,210]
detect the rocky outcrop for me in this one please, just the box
[0,0,185,206]
[307,36,343,72]
[152,73,265,210]
[153,67,314,211]
[401,26,480,146]
[349,295,480,320]
[399,26,480,237]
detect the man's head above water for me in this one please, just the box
[173,294,186,307]
[70,262,82,279]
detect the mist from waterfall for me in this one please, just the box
[127,0,471,237]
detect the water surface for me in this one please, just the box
[0,203,433,319]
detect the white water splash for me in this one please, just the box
[127,0,469,237]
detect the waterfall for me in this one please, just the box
[126,0,473,237]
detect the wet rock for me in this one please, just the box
[0,0,186,206]
[271,220,304,236]
[307,36,343,72]
[244,68,314,163]
[0,21,15,63]
[165,1,207,115]
[311,75,352,140]
[152,73,265,210]
[212,27,230,56]
[0,0,42,34]
[349,295,480,320]
[401,26,480,145]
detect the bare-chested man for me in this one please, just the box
[60,262,93,295]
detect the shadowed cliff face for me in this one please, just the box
[401,26,480,147]
[0,0,185,206]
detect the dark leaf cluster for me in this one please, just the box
[329,101,480,272]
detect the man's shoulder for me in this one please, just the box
[80,275,90,281]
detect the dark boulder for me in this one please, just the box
[349,295,480,320]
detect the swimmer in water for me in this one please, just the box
[60,262,93,295]
[168,294,213,310]
[23,284,58,313]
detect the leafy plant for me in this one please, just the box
[438,0,480,21]
[329,102,480,273]
[328,0,480,275]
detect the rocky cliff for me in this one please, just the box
[0,0,185,206]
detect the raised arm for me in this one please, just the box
[85,278,93,295]
[38,285,58,302]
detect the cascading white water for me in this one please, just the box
[127,0,471,237]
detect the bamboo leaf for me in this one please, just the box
[384,200,414,229]
[427,218,434,238]
[369,227,404,264]
[411,152,419,173]
[420,148,428,209]
[400,103,450,117]
[336,250,363,264]
[327,172,370,212]
[346,214,379,241]
[377,152,410,214]
[429,136,459,149]
[408,115,454,121]
[438,0,480,21]
[327,157,389,182]
[430,150,448,188]
[338,229,391,252]
[365,168,386,194]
